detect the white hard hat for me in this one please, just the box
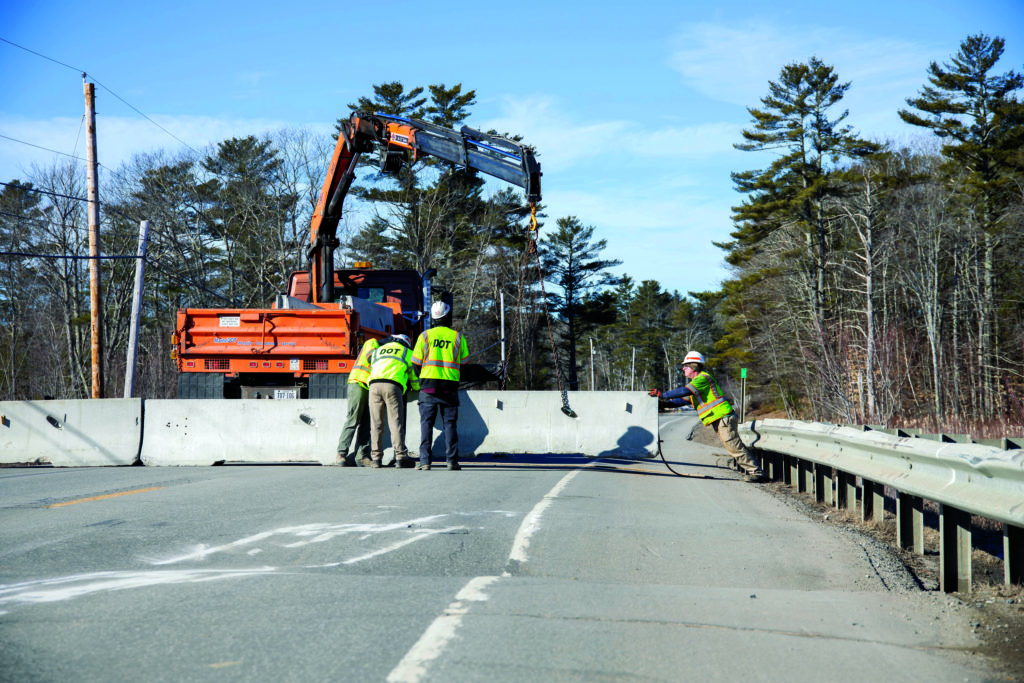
[683,351,705,366]
[430,301,450,319]
[393,334,412,348]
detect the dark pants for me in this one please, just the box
[418,397,459,465]
[336,383,370,463]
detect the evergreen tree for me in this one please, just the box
[540,216,621,390]
[0,181,44,398]
[899,34,1024,417]
[727,56,878,324]
[200,136,296,306]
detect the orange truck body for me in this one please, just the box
[173,268,425,398]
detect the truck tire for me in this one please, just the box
[177,372,225,399]
[308,373,349,399]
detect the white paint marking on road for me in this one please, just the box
[0,567,277,606]
[386,576,501,683]
[342,527,464,565]
[508,469,581,564]
[388,469,585,682]
[146,515,449,565]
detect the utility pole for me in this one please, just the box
[589,338,595,391]
[630,347,636,391]
[84,76,104,398]
[124,221,149,398]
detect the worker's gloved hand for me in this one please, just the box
[648,388,661,397]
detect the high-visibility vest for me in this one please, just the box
[685,371,734,426]
[368,341,419,393]
[348,338,380,387]
[412,326,468,382]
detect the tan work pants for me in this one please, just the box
[712,412,763,476]
[369,382,409,461]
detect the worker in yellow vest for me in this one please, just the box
[652,351,765,482]
[335,336,380,466]
[367,334,419,469]
[411,301,469,470]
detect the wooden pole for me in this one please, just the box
[84,77,104,398]
[123,220,149,398]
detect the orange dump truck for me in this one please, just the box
[173,266,433,398]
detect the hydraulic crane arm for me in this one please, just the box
[307,111,542,304]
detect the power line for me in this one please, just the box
[0,251,139,260]
[0,36,83,73]
[0,132,89,163]
[0,36,201,156]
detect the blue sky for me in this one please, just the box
[2,0,1022,296]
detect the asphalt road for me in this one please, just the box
[0,415,993,681]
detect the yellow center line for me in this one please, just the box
[47,486,164,508]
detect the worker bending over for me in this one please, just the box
[653,351,765,482]
[412,301,468,471]
[367,334,418,469]
[335,336,379,467]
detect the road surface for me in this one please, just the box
[0,415,991,681]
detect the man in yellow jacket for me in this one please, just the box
[412,301,469,471]
[335,336,379,466]
[367,334,419,469]
[653,350,765,482]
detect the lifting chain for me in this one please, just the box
[505,203,576,417]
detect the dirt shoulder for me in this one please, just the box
[688,421,1024,680]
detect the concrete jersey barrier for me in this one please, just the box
[1,392,659,467]
[0,399,142,466]
[142,391,659,466]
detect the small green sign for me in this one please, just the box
[740,368,747,379]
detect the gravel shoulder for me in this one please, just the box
[686,419,1024,681]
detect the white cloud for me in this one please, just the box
[478,96,745,173]
[668,21,940,140]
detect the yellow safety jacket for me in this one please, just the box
[685,371,734,426]
[368,341,419,393]
[348,338,380,387]
[412,326,468,382]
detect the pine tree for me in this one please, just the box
[540,216,621,390]
[727,56,878,324]
[899,34,1024,417]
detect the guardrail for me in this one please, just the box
[738,419,1024,594]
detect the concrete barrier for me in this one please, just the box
[140,391,658,465]
[1,391,658,467]
[448,391,658,458]
[0,399,142,466]
[141,399,347,466]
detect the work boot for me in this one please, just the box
[334,452,346,466]
[341,456,357,467]
[446,461,461,471]
[358,456,373,467]
[415,463,431,471]
[745,471,767,483]
[370,458,382,468]
[395,457,415,469]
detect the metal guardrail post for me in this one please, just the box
[860,479,885,523]
[939,504,972,593]
[1007,524,1024,586]
[897,492,924,555]
[814,464,833,505]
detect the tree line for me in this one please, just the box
[1,34,1022,435]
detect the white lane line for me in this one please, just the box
[386,576,500,683]
[387,470,582,683]
[508,469,580,564]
